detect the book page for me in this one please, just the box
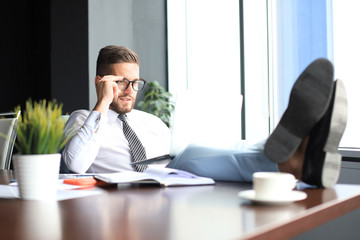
[95,171,161,184]
[145,167,215,187]
[95,167,215,187]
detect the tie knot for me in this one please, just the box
[118,114,127,122]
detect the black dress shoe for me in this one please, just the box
[302,79,348,188]
[264,58,334,163]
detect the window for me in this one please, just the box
[269,0,360,152]
[268,0,332,129]
[167,0,360,152]
[332,0,360,150]
[167,0,243,148]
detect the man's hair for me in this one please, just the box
[96,45,139,75]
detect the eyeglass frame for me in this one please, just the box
[115,78,146,91]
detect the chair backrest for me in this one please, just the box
[59,114,73,173]
[0,111,20,170]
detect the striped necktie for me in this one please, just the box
[118,114,147,172]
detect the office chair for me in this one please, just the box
[0,111,20,170]
[59,114,73,173]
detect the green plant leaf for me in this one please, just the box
[14,99,70,154]
[137,80,175,127]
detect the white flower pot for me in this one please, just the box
[13,153,61,201]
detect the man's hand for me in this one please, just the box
[93,75,122,114]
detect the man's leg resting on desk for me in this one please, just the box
[168,59,348,188]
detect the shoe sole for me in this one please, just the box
[321,79,348,188]
[265,58,334,163]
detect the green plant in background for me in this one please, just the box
[14,99,70,154]
[137,81,175,127]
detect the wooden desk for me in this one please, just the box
[0,170,359,240]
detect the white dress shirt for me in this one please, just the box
[62,109,171,173]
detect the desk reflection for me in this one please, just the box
[0,174,357,240]
[57,185,214,240]
[20,202,62,240]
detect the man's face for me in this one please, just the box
[108,62,140,114]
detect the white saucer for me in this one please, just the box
[238,190,307,205]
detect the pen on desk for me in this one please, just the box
[59,174,96,179]
[73,175,96,178]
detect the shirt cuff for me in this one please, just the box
[84,110,106,131]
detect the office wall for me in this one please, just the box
[88,0,168,109]
[0,0,167,113]
[0,1,51,112]
[51,0,89,114]
[0,0,89,114]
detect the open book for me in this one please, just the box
[94,167,215,187]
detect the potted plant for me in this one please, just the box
[137,81,175,127]
[12,99,69,201]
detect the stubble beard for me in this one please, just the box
[109,95,136,114]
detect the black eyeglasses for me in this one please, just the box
[115,78,146,91]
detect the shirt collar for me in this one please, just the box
[108,109,121,123]
[107,109,134,123]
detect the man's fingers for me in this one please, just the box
[98,75,124,83]
[113,82,120,99]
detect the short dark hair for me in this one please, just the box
[96,45,139,75]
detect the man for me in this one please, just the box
[64,45,347,188]
[62,45,171,173]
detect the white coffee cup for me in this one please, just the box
[253,172,296,200]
